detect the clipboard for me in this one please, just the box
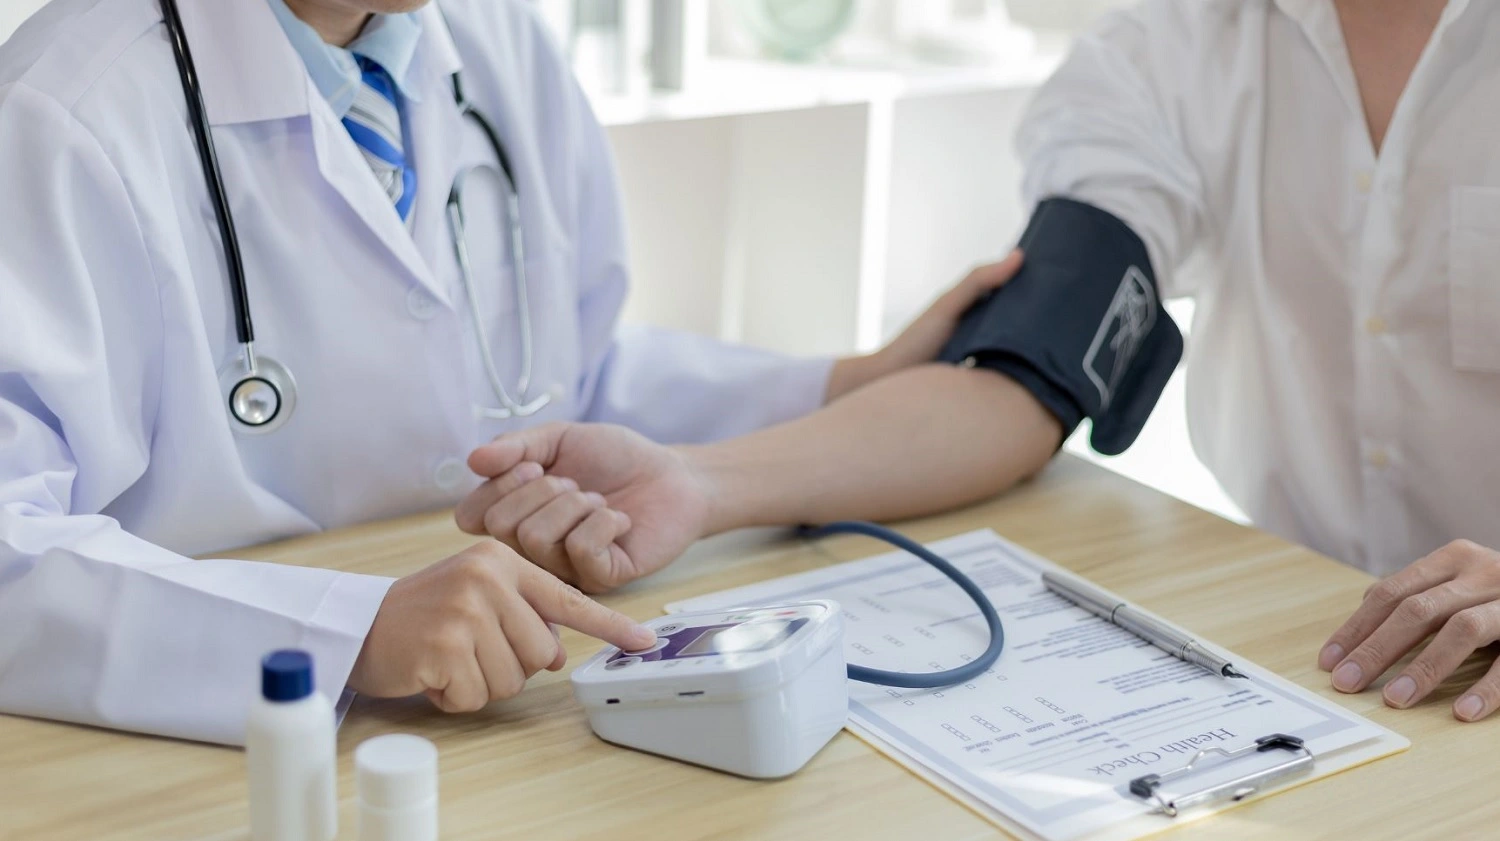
[842,719,1405,841]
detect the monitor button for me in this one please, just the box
[624,638,669,656]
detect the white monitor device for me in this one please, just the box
[570,600,848,778]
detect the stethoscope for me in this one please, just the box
[160,0,552,435]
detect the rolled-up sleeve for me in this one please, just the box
[1016,1,1208,298]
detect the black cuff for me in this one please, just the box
[938,197,1183,456]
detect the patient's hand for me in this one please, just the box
[1320,539,1500,721]
[824,250,1023,401]
[456,423,711,593]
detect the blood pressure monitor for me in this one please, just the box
[571,601,848,778]
[572,521,1008,779]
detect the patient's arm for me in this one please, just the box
[692,364,1061,531]
[456,364,1062,592]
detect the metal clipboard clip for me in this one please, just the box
[1128,733,1313,818]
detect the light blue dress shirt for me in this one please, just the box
[266,0,424,117]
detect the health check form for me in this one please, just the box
[670,530,1405,841]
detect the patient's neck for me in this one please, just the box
[1333,0,1447,154]
[282,0,370,47]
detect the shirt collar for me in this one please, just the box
[266,0,425,118]
[1274,0,1469,28]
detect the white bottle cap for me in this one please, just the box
[355,734,438,809]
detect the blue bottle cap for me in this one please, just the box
[261,649,315,702]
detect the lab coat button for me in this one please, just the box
[1354,170,1373,194]
[407,288,440,321]
[1365,316,1388,336]
[434,458,469,490]
[1368,449,1390,469]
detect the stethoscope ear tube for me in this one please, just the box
[160,0,254,348]
[798,521,1006,689]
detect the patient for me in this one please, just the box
[459,0,1500,724]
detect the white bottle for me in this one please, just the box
[355,734,439,841]
[247,650,337,841]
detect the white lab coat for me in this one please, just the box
[1017,0,1500,574]
[0,0,831,744]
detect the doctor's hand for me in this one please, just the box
[456,423,709,593]
[824,249,1024,402]
[1320,540,1500,722]
[348,541,655,712]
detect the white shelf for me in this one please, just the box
[588,39,1068,128]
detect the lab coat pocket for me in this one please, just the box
[1449,187,1500,372]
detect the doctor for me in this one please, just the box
[0,0,996,744]
[463,0,1500,724]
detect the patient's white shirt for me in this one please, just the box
[1019,0,1499,574]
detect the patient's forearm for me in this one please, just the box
[682,364,1064,534]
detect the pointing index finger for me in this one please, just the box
[517,564,655,651]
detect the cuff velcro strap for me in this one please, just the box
[938,198,1183,455]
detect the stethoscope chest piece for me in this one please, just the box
[219,352,297,435]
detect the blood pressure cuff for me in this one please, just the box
[938,198,1183,456]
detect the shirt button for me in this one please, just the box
[1367,448,1390,469]
[1354,169,1374,194]
[1365,315,1388,336]
[434,457,469,491]
[407,288,440,321]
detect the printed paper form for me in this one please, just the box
[669,529,1406,841]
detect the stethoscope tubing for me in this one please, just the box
[447,101,550,419]
[161,0,254,348]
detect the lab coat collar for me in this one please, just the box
[173,0,311,126]
[176,0,466,302]
[412,3,465,86]
[172,0,461,127]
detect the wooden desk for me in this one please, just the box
[1,456,1493,840]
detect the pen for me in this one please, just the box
[1041,572,1249,680]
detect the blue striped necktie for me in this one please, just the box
[343,56,417,223]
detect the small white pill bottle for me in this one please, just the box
[246,649,337,841]
[355,734,439,841]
